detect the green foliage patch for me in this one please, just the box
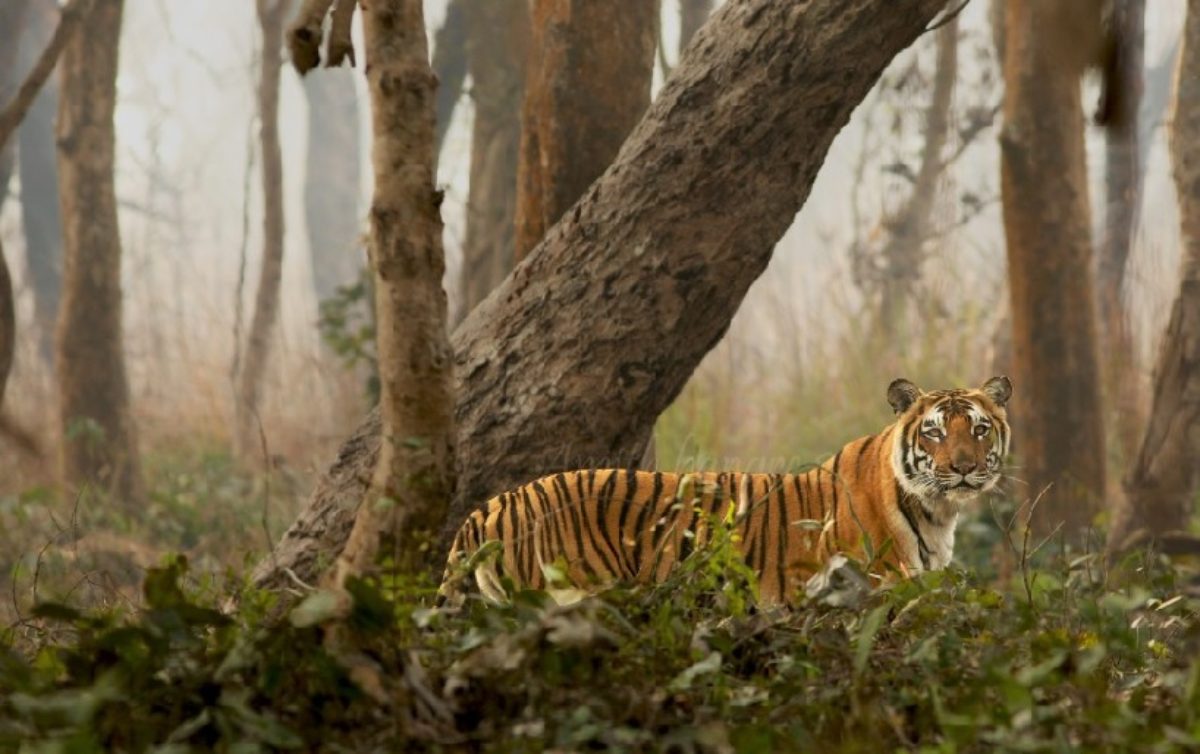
[2,532,1199,753]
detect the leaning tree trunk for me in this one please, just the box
[302,67,362,305]
[1000,0,1106,537]
[453,0,528,325]
[18,0,65,363]
[251,0,950,591]
[1110,0,1200,549]
[0,0,32,197]
[512,0,659,262]
[330,0,456,580]
[56,0,142,502]
[235,0,288,457]
[1099,0,1146,467]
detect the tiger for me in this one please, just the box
[438,376,1012,606]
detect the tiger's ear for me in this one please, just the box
[887,378,922,415]
[980,375,1012,407]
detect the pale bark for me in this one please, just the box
[454,0,528,324]
[1001,0,1106,536]
[252,0,950,591]
[1111,0,1200,548]
[0,0,33,197]
[56,0,142,502]
[513,0,659,262]
[235,0,288,457]
[302,68,362,304]
[331,0,455,580]
[879,18,957,335]
[1100,0,1146,466]
[17,0,65,362]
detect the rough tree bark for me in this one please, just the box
[454,0,528,324]
[1110,0,1200,548]
[879,18,957,336]
[251,0,950,591]
[1000,0,1106,536]
[329,0,456,580]
[18,0,65,362]
[1099,0,1146,467]
[56,0,142,502]
[679,0,714,55]
[235,0,289,457]
[513,0,659,262]
[302,68,362,305]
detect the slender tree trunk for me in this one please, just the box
[879,18,957,336]
[331,0,455,581]
[513,0,658,262]
[1111,0,1200,548]
[454,0,528,325]
[252,0,950,592]
[18,0,65,363]
[1000,0,1106,537]
[679,0,714,55]
[56,0,142,502]
[302,68,362,305]
[1099,0,1146,467]
[0,0,32,198]
[432,0,467,159]
[236,0,289,456]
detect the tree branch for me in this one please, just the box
[325,0,357,67]
[287,0,335,74]
[0,0,93,150]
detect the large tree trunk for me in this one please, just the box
[1099,0,1146,467]
[1110,0,1200,548]
[251,0,950,591]
[18,0,65,363]
[235,0,288,457]
[330,0,456,580]
[453,0,528,325]
[56,0,142,502]
[1000,0,1106,537]
[302,69,361,305]
[512,0,658,262]
[878,18,957,337]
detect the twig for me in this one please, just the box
[924,0,971,34]
[287,0,336,74]
[325,0,357,68]
[0,0,94,149]
[1019,484,1052,609]
[254,409,278,570]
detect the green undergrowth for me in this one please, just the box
[2,530,1199,753]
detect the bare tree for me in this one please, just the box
[302,68,362,305]
[0,0,32,196]
[1100,0,1146,464]
[235,0,289,456]
[679,0,714,55]
[513,0,659,262]
[1000,0,1106,536]
[1110,0,1200,548]
[56,0,142,502]
[454,0,528,324]
[432,0,467,158]
[252,0,952,591]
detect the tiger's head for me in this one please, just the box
[886,376,1012,505]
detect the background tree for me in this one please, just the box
[253,0,951,590]
[513,0,659,262]
[1000,0,1107,536]
[0,0,32,196]
[432,0,467,159]
[679,0,714,54]
[302,69,361,307]
[1110,0,1200,549]
[235,0,289,457]
[56,0,142,501]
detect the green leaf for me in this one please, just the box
[668,651,722,692]
[289,590,346,628]
[854,604,888,677]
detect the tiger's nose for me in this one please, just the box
[951,460,977,475]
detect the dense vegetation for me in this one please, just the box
[3,487,1197,752]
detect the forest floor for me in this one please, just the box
[1,452,1198,753]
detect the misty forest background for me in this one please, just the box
[1,0,1200,751]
